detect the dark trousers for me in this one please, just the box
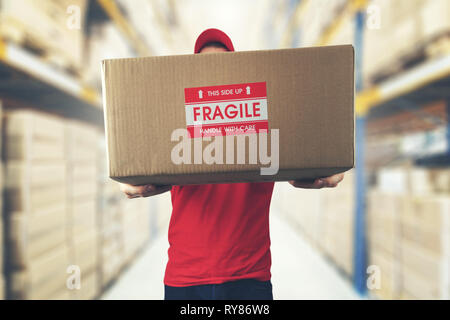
[164,279,273,300]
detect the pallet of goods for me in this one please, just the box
[65,120,102,300]
[271,171,355,278]
[98,143,125,289]
[83,22,134,89]
[271,182,323,246]
[400,195,450,300]
[363,0,450,85]
[297,0,347,47]
[368,166,450,300]
[0,0,88,73]
[320,171,355,276]
[367,190,403,300]
[2,108,70,299]
[121,198,151,265]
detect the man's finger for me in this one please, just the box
[289,179,325,189]
[125,192,140,199]
[321,174,344,187]
[129,185,172,198]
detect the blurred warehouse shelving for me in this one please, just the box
[270,0,450,300]
[0,39,103,125]
[0,0,174,300]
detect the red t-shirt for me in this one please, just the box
[164,182,275,287]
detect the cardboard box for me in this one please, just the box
[401,239,449,286]
[3,109,65,161]
[402,265,447,300]
[70,230,98,274]
[5,184,66,213]
[68,161,98,199]
[10,244,69,299]
[8,205,67,268]
[48,289,72,300]
[5,161,66,189]
[100,232,124,286]
[367,191,403,256]
[102,45,354,185]
[401,196,449,231]
[368,250,402,300]
[0,0,88,70]
[65,121,101,161]
[69,199,97,236]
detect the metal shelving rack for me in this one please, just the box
[0,0,153,127]
[283,0,450,296]
[353,8,450,297]
[96,0,153,56]
[0,39,103,125]
[0,1,157,300]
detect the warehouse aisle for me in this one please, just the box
[270,215,359,300]
[101,211,359,300]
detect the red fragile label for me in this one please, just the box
[184,82,268,138]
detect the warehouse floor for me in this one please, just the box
[101,211,360,300]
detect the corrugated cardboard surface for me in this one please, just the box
[102,45,354,185]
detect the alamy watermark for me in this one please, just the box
[170,128,280,176]
[66,265,81,290]
[367,264,381,290]
[66,5,82,30]
[366,5,381,30]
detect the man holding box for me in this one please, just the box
[120,28,345,300]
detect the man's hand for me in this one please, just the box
[119,183,172,199]
[289,173,345,189]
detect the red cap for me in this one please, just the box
[194,28,235,54]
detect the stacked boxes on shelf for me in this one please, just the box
[271,171,355,278]
[1,108,153,299]
[83,22,134,89]
[294,0,450,85]
[368,166,450,300]
[120,198,151,264]
[0,0,88,72]
[272,182,323,246]
[2,109,70,300]
[297,0,347,47]
[367,189,403,300]
[400,168,450,300]
[400,196,450,300]
[320,172,355,276]
[97,135,154,288]
[65,121,102,300]
[97,169,153,287]
[327,9,355,47]
[363,0,450,84]
[97,175,125,288]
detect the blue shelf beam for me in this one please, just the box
[353,9,367,295]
